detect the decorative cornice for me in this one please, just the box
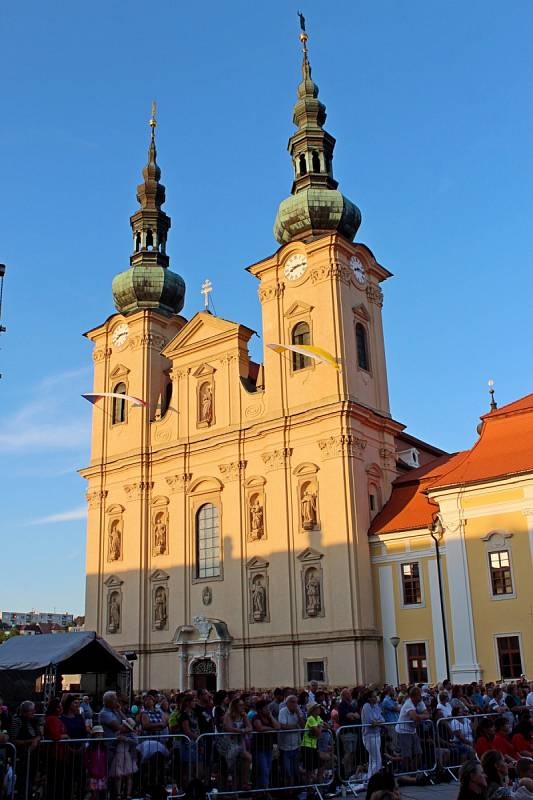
[261,448,292,470]
[366,285,384,307]
[310,264,351,286]
[124,481,154,500]
[129,333,166,352]
[165,473,192,493]
[93,347,112,363]
[258,283,285,303]
[218,461,247,482]
[318,434,367,459]
[86,489,108,509]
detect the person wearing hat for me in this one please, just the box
[86,725,107,799]
[301,702,323,784]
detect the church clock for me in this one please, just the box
[284,253,308,281]
[350,256,366,285]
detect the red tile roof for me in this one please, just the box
[370,393,533,535]
[368,452,465,535]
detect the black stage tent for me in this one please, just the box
[0,631,131,706]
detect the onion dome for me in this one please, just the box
[112,103,186,316]
[274,22,361,245]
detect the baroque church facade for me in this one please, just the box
[82,30,442,691]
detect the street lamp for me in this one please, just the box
[390,635,400,687]
[429,514,451,682]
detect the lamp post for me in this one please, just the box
[390,635,400,687]
[429,515,451,682]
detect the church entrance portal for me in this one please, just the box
[191,658,217,691]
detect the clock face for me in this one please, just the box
[284,253,308,282]
[350,256,366,285]
[112,323,129,348]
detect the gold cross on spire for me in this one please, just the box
[149,100,157,140]
[201,278,213,310]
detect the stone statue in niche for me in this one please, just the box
[305,567,321,617]
[251,575,267,621]
[108,519,122,561]
[153,512,167,555]
[202,586,212,606]
[153,586,167,630]
[108,591,121,633]
[199,383,213,425]
[249,496,264,541]
[301,485,318,530]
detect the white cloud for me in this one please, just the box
[0,366,91,453]
[28,506,87,525]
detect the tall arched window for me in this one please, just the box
[356,323,370,371]
[196,504,220,579]
[112,382,127,424]
[291,321,311,371]
[312,151,321,172]
[135,232,141,251]
[299,153,307,175]
[146,229,154,250]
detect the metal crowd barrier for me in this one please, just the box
[0,742,17,800]
[434,712,501,775]
[20,733,191,800]
[336,721,437,790]
[196,728,334,797]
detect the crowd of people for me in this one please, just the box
[0,678,531,799]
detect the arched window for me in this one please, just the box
[196,504,220,579]
[299,153,307,176]
[135,232,141,251]
[291,321,311,371]
[161,381,172,417]
[356,323,370,371]
[146,229,154,250]
[112,382,127,424]
[312,151,320,172]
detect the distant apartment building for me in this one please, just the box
[0,611,74,627]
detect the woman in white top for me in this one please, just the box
[361,690,385,779]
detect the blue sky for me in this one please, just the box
[0,1,531,616]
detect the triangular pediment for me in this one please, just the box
[297,547,323,563]
[192,362,216,378]
[110,364,130,378]
[352,303,370,322]
[247,556,269,570]
[104,574,123,587]
[284,301,314,319]
[150,569,170,583]
[162,311,253,357]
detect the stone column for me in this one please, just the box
[178,652,188,692]
[215,647,229,690]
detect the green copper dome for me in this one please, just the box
[112,265,185,316]
[112,112,186,316]
[273,26,361,245]
[274,188,361,246]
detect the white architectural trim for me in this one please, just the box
[371,547,445,565]
[438,500,481,682]
[428,558,447,683]
[378,565,397,685]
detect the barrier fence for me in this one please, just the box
[7,711,528,799]
[0,742,16,800]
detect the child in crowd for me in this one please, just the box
[85,725,107,800]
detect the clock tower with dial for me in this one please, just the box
[83,24,409,691]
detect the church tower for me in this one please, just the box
[83,25,401,691]
[82,109,187,686]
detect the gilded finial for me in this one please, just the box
[149,100,157,140]
[298,11,308,48]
